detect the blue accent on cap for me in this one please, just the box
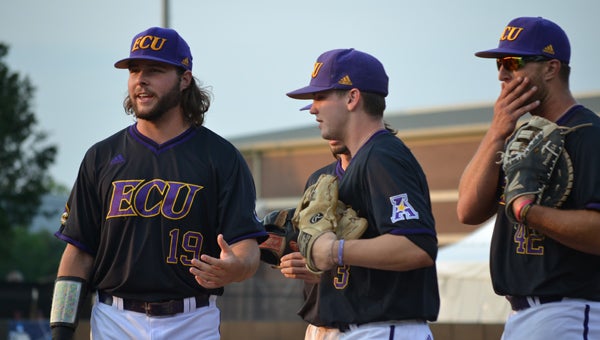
[299,103,312,111]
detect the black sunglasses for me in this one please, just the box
[496,56,551,71]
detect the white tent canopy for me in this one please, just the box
[436,217,512,323]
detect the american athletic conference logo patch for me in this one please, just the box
[390,193,419,222]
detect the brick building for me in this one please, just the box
[231,93,600,245]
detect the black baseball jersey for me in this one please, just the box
[298,160,343,326]
[305,160,345,188]
[317,130,440,327]
[55,124,266,301]
[491,105,600,299]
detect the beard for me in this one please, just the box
[330,143,349,156]
[524,73,549,112]
[132,82,182,122]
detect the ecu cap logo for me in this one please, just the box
[500,26,524,41]
[312,62,324,78]
[131,35,168,52]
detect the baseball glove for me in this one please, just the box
[259,208,298,266]
[259,201,367,268]
[500,116,574,222]
[293,174,339,273]
[335,201,368,240]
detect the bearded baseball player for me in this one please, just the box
[457,17,600,339]
[279,139,351,330]
[49,27,266,339]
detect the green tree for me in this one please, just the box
[1,227,65,282]
[0,43,58,261]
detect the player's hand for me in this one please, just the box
[310,232,337,272]
[189,234,243,289]
[492,76,540,140]
[279,252,321,284]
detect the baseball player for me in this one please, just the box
[457,17,600,339]
[279,139,351,333]
[278,128,398,339]
[286,48,440,339]
[49,27,267,340]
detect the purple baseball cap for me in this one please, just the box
[475,17,570,64]
[114,27,193,71]
[287,48,389,99]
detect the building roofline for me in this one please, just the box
[231,92,600,151]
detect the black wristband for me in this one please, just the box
[51,325,75,340]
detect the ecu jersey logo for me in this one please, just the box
[106,179,203,220]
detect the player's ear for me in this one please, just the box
[180,70,192,91]
[347,88,360,111]
[543,59,561,81]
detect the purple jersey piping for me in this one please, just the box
[229,231,268,245]
[128,124,197,155]
[54,231,95,255]
[556,104,583,125]
[335,159,345,180]
[389,228,437,237]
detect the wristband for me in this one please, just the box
[514,199,534,223]
[337,239,345,266]
[50,276,87,330]
[51,325,75,340]
[520,203,534,225]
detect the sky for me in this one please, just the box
[1,0,599,187]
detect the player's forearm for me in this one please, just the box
[230,239,261,282]
[342,234,433,271]
[457,134,505,224]
[57,243,94,279]
[527,206,600,255]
